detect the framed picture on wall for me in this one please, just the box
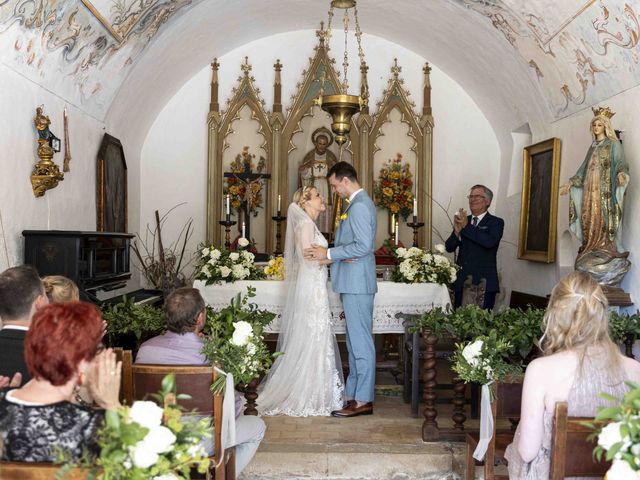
[97,133,128,233]
[518,137,561,263]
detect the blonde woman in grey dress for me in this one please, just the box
[504,272,640,479]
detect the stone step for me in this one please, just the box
[240,441,465,479]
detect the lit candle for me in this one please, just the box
[64,107,68,120]
[277,194,281,214]
[225,195,230,215]
[242,221,246,239]
[391,214,396,236]
[394,221,399,245]
[413,198,418,219]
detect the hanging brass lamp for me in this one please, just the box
[317,0,368,146]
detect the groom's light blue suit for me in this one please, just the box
[329,190,377,403]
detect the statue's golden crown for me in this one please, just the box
[591,106,615,119]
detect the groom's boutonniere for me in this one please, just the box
[340,212,348,222]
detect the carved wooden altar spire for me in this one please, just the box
[422,62,432,118]
[273,59,283,114]
[209,58,220,113]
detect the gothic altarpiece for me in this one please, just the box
[206,28,434,254]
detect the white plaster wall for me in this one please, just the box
[140,30,500,276]
[0,63,104,271]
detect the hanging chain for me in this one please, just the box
[353,2,366,67]
[326,5,334,38]
[341,8,350,92]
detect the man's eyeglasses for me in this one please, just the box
[467,195,485,199]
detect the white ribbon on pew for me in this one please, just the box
[473,382,494,461]
[213,366,236,453]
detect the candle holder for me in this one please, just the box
[219,217,237,250]
[407,220,425,247]
[272,213,286,255]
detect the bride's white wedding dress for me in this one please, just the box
[257,203,344,416]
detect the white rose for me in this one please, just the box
[462,340,483,367]
[268,259,276,266]
[231,320,253,346]
[201,247,210,257]
[232,264,246,279]
[434,244,446,254]
[219,266,231,278]
[229,252,240,261]
[210,249,221,260]
[396,247,407,258]
[144,425,176,453]
[242,250,254,262]
[238,237,249,248]
[208,257,217,266]
[607,459,638,480]
[408,247,423,257]
[130,442,159,469]
[598,422,624,450]
[129,401,163,429]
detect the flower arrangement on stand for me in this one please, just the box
[590,382,640,479]
[392,244,458,285]
[263,256,285,280]
[225,146,267,217]
[194,239,265,285]
[373,152,414,219]
[60,374,210,479]
[201,287,279,393]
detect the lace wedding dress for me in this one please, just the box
[257,203,344,416]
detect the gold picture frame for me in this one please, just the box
[518,137,561,262]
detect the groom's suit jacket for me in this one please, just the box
[329,190,378,294]
[445,212,504,293]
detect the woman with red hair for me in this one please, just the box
[0,302,121,462]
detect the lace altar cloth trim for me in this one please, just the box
[194,280,451,334]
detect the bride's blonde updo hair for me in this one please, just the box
[292,186,316,208]
[540,271,618,364]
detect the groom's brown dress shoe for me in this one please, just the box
[331,402,373,418]
[343,399,356,409]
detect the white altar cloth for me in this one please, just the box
[194,279,451,334]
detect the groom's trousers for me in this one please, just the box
[341,293,376,403]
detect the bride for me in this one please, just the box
[258,186,344,416]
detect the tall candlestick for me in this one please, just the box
[395,221,399,245]
[242,221,246,239]
[277,194,281,214]
[226,195,230,215]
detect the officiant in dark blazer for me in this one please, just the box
[445,184,504,310]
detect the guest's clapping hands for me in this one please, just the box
[87,349,121,411]
[0,372,22,389]
[453,208,468,235]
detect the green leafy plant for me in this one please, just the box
[58,374,210,479]
[492,306,544,362]
[101,296,165,346]
[587,382,640,475]
[451,330,523,385]
[201,287,279,392]
[608,310,640,344]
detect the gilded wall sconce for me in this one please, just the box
[31,106,64,197]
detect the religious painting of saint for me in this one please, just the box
[298,127,338,233]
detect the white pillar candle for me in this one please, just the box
[226,195,230,215]
[277,194,281,213]
[395,221,399,245]
[242,221,246,239]
[413,198,418,218]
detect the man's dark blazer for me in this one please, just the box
[445,212,504,293]
[0,328,30,381]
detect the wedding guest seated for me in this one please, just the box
[42,275,80,303]
[504,272,640,478]
[0,302,121,462]
[136,287,266,475]
[0,265,49,383]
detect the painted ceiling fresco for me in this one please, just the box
[0,0,201,117]
[1,0,639,121]
[454,0,640,118]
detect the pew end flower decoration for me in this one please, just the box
[263,256,285,280]
[202,287,279,392]
[59,374,210,479]
[452,331,522,387]
[373,153,414,220]
[392,245,458,285]
[195,242,265,285]
[588,382,640,477]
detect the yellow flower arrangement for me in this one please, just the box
[373,153,414,220]
[263,256,285,280]
[340,212,349,222]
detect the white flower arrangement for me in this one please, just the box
[590,382,640,478]
[392,245,458,285]
[194,240,265,285]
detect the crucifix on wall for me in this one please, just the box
[223,146,270,246]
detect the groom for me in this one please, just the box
[304,161,377,417]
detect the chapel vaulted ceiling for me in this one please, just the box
[1,0,639,123]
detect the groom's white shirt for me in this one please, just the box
[327,188,363,260]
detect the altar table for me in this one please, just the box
[194,279,451,333]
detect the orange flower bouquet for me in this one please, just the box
[373,153,414,220]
